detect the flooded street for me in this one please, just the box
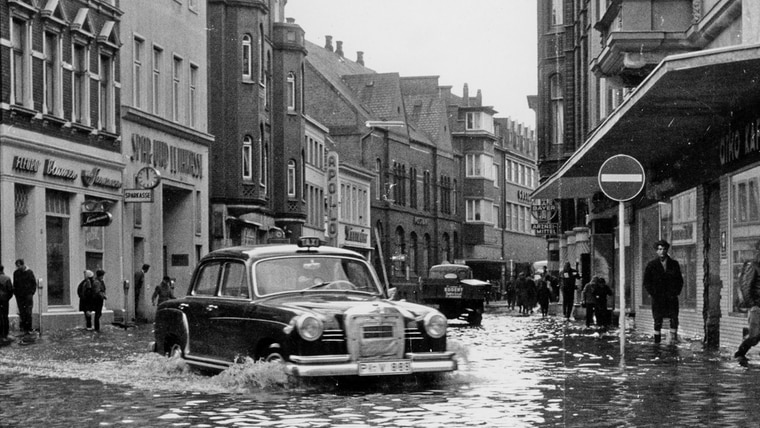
[0,307,758,427]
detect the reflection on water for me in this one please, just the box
[0,313,759,427]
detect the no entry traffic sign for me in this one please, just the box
[598,154,645,202]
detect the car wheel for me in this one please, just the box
[264,351,284,362]
[467,310,483,326]
[261,343,284,363]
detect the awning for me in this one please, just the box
[533,43,760,200]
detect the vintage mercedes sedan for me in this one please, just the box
[152,237,457,377]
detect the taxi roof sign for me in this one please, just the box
[298,237,322,249]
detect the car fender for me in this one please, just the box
[154,307,189,354]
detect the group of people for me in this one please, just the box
[504,271,559,318]
[0,258,178,341]
[0,259,39,343]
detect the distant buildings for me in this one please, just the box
[0,0,540,331]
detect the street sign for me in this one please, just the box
[598,154,645,201]
[124,188,153,203]
[530,199,558,221]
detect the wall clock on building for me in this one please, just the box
[136,166,161,189]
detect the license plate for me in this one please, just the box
[444,285,463,298]
[358,360,412,376]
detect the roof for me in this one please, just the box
[202,244,366,263]
[532,43,760,200]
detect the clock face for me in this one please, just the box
[136,167,161,189]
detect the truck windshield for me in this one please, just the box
[254,256,382,296]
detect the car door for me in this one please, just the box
[205,260,255,362]
[183,261,222,358]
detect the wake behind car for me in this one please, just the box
[152,237,457,377]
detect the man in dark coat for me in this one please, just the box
[643,239,683,344]
[560,262,580,320]
[13,259,36,335]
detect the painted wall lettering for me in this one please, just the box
[131,133,203,178]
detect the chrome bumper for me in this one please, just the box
[284,352,458,377]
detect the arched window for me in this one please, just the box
[242,34,252,79]
[409,232,418,276]
[258,24,264,83]
[375,159,382,200]
[393,226,406,278]
[550,74,564,146]
[262,142,269,192]
[242,136,253,179]
[551,0,564,26]
[287,72,295,110]
[441,232,450,264]
[287,160,296,197]
[423,234,432,275]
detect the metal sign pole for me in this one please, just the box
[618,201,625,359]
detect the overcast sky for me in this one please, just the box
[285,0,538,127]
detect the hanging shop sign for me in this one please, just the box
[531,222,559,235]
[326,151,340,240]
[530,199,558,221]
[124,189,154,203]
[81,211,113,227]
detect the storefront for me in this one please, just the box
[0,124,125,330]
[122,113,210,322]
[533,45,760,349]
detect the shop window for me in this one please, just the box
[731,167,760,312]
[46,190,72,306]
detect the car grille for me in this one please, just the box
[344,305,405,359]
[363,325,394,339]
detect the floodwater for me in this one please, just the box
[0,307,758,427]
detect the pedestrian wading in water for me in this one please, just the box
[643,239,683,344]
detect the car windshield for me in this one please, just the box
[254,256,382,296]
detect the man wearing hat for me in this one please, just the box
[643,239,684,344]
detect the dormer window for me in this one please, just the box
[465,111,494,133]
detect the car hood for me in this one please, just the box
[259,292,437,320]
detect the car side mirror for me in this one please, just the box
[386,287,397,300]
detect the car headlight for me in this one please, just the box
[296,314,323,341]
[423,311,447,338]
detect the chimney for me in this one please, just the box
[463,83,469,106]
[286,17,295,23]
[336,40,344,57]
[476,89,482,106]
[356,51,364,66]
[325,35,333,52]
